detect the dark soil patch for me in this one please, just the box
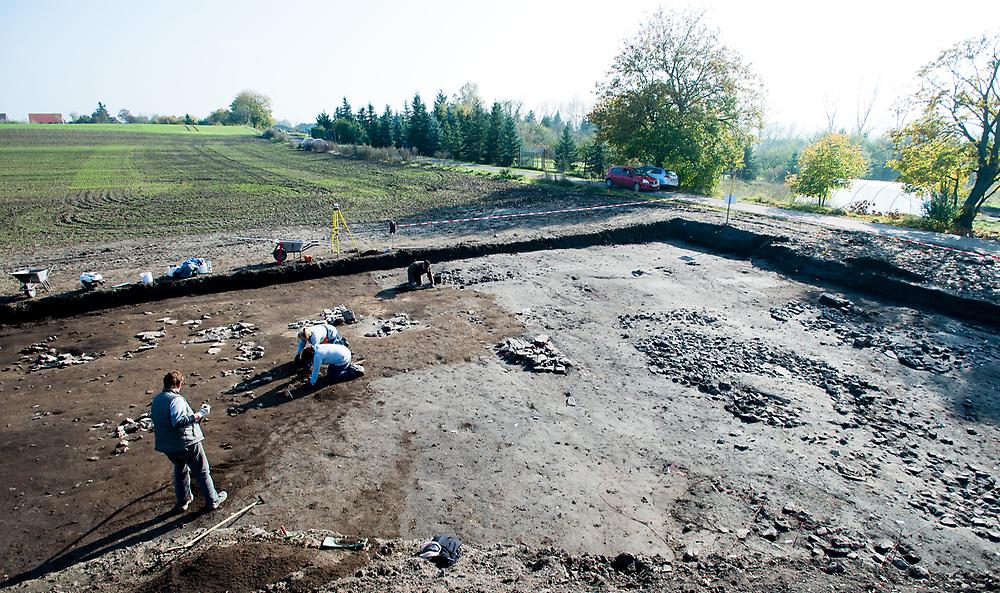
[139,542,321,593]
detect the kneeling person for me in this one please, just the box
[407,260,434,288]
[303,343,364,385]
[295,323,347,365]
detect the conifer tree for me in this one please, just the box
[462,100,487,162]
[555,124,577,172]
[433,91,449,125]
[484,102,504,164]
[497,112,521,167]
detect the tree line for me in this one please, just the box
[310,88,523,167]
[68,91,274,129]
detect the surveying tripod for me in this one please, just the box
[330,202,359,255]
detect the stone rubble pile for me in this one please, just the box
[619,309,721,330]
[235,341,265,361]
[721,385,805,428]
[634,327,876,401]
[770,294,980,374]
[130,330,164,354]
[114,414,154,438]
[365,313,418,337]
[288,306,358,330]
[188,322,258,344]
[110,413,154,456]
[20,343,98,372]
[496,335,572,374]
[435,267,515,287]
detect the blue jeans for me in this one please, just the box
[164,442,220,507]
[326,362,350,381]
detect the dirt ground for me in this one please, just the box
[1,240,998,592]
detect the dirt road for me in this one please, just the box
[1,240,997,592]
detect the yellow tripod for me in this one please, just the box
[330,203,359,255]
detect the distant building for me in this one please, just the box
[29,113,64,124]
[0,113,7,122]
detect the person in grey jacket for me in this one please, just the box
[151,370,227,512]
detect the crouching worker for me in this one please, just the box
[303,343,365,386]
[407,260,434,288]
[294,323,347,366]
[151,371,228,513]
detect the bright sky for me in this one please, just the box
[1,0,994,133]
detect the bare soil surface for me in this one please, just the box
[1,241,998,592]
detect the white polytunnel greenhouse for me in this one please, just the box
[796,179,929,216]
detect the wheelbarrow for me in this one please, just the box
[272,239,320,264]
[11,267,51,298]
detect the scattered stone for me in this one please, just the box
[190,322,258,343]
[496,335,573,374]
[235,341,265,361]
[134,331,165,343]
[436,267,515,286]
[19,344,98,372]
[288,306,359,329]
[907,564,930,580]
[365,313,418,337]
[819,293,853,310]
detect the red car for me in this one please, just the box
[605,166,660,191]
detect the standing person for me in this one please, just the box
[294,323,347,365]
[302,343,364,385]
[150,371,228,513]
[407,260,434,288]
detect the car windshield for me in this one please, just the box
[650,168,664,175]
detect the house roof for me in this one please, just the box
[28,113,64,124]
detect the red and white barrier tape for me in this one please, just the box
[394,196,1000,263]
[882,235,1000,262]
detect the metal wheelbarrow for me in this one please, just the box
[11,267,51,298]
[272,239,320,264]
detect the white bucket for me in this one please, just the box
[139,272,154,285]
[198,260,211,274]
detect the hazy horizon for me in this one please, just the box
[1,0,995,134]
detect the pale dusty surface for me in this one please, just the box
[1,242,998,592]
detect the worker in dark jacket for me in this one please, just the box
[150,370,228,512]
[407,260,434,287]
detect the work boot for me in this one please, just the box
[209,490,228,511]
[172,495,194,513]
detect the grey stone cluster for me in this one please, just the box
[365,313,418,337]
[496,335,572,374]
[20,342,98,371]
[288,306,358,330]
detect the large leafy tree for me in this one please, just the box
[891,33,998,231]
[889,112,973,209]
[229,90,273,129]
[91,102,113,123]
[786,134,867,206]
[589,7,763,192]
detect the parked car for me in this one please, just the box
[605,166,660,192]
[635,166,679,190]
